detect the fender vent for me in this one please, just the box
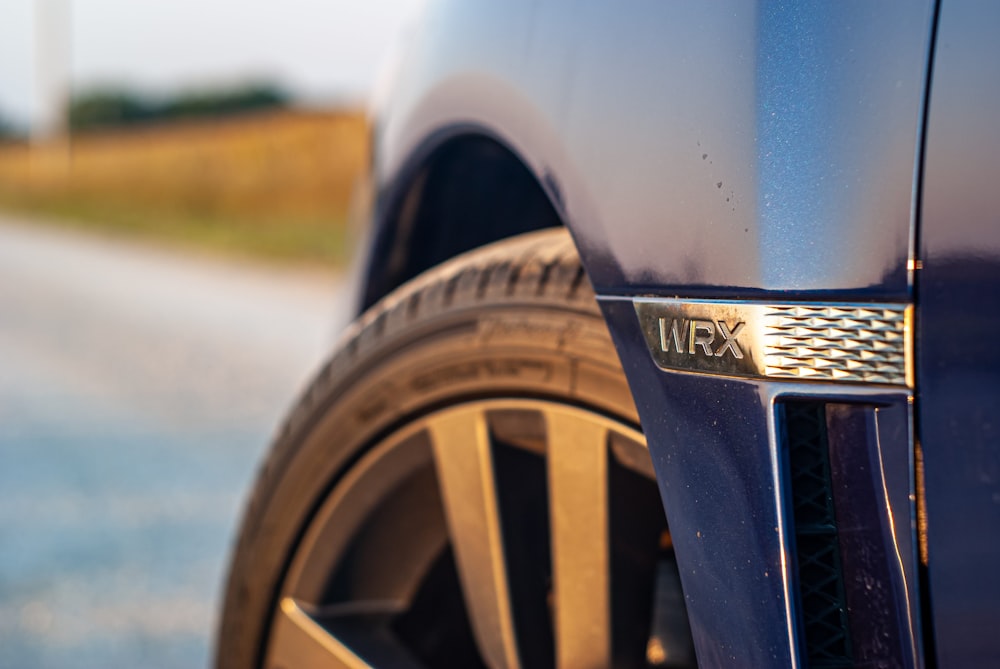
[783,402,853,668]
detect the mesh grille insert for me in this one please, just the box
[784,402,854,668]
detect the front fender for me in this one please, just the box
[369,2,938,667]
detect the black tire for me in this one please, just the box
[216,228,693,669]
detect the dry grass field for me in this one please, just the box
[0,109,368,267]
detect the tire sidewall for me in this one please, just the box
[217,236,636,668]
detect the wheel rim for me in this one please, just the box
[264,399,695,669]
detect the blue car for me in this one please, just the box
[216,2,1000,667]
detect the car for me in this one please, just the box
[215,1,1000,667]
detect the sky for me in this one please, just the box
[0,0,424,130]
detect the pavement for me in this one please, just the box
[0,216,352,668]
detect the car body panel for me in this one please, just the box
[602,297,920,668]
[375,0,934,299]
[918,1,1000,664]
[365,0,1000,666]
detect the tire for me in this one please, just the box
[216,228,694,669]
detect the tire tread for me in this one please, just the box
[217,227,599,668]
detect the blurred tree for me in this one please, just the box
[0,111,26,142]
[161,85,290,119]
[68,90,153,130]
[68,83,291,132]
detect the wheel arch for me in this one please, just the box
[358,128,565,311]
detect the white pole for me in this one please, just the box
[33,0,70,144]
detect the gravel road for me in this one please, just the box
[0,216,352,668]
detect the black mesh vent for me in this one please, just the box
[784,402,853,668]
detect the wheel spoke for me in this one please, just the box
[546,408,612,669]
[428,407,522,669]
[267,598,422,669]
[267,597,372,669]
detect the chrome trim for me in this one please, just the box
[634,298,911,387]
